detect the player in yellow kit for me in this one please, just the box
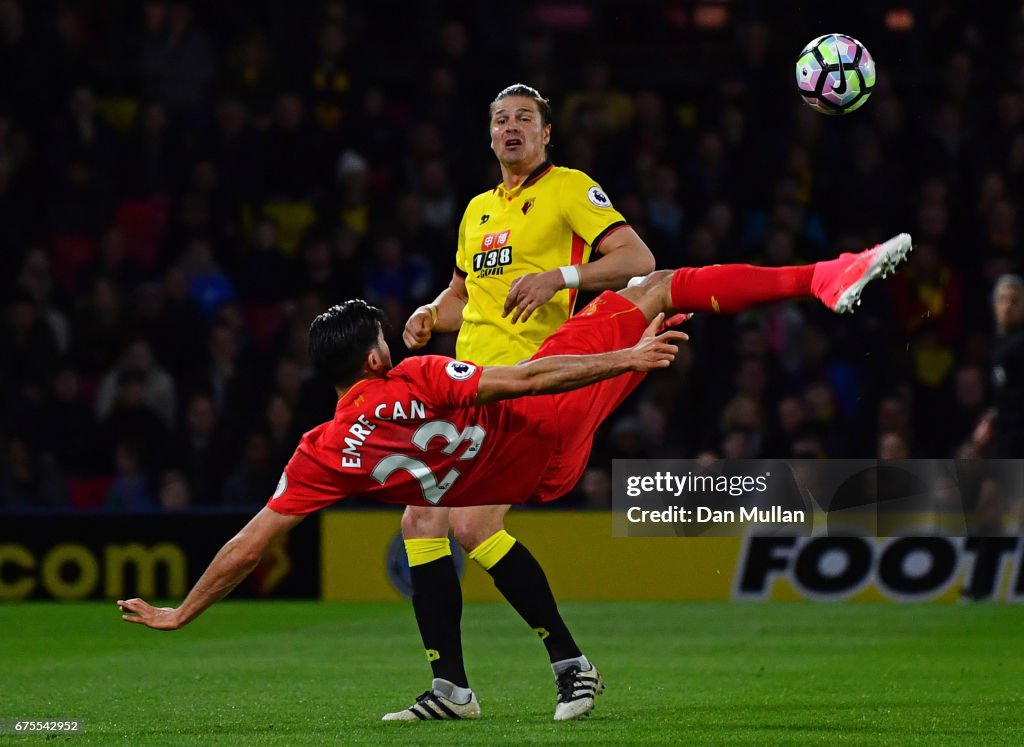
[390,84,655,721]
[451,158,633,364]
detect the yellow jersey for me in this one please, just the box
[454,161,628,365]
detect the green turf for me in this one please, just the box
[1,601,1022,745]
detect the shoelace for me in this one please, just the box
[555,666,584,702]
[409,690,462,719]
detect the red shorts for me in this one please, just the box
[529,291,649,501]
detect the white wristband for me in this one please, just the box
[559,265,581,290]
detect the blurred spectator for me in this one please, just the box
[876,394,913,451]
[890,242,963,344]
[158,468,192,510]
[221,30,278,124]
[264,392,299,469]
[607,416,650,460]
[71,275,125,375]
[16,248,70,353]
[206,94,265,201]
[139,267,208,378]
[138,0,216,129]
[51,86,121,181]
[94,338,177,428]
[46,156,115,235]
[263,91,327,202]
[790,430,827,460]
[628,90,677,164]
[972,275,1024,458]
[645,165,684,248]
[39,366,101,477]
[803,380,846,457]
[766,395,810,457]
[719,395,764,457]
[1,288,60,394]
[122,101,182,196]
[560,60,634,137]
[296,235,355,302]
[175,158,232,243]
[182,238,236,319]
[80,226,144,296]
[168,390,233,504]
[979,200,1020,280]
[185,322,243,416]
[307,20,352,137]
[0,2,34,120]
[100,367,168,472]
[417,159,456,232]
[579,468,612,509]
[335,150,370,237]
[105,440,155,510]
[938,365,989,456]
[878,431,911,459]
[0,436,68,510]
[961,274,1024,600]
[363,233,434,321]
[684,130,730,215]
[222,430,277,505]
[236,218,294,304]
[46,2,99,97]
[347,87,402,183]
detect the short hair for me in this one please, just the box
[308,299,385,388]
[993,273,1024,301]
[490,83,552,127]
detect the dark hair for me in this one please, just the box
[490,83,552,127]
[308,299,385,387]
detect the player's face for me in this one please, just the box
[490,96,550,169]
[994,284,1024,333]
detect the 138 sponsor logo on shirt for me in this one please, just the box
[473,230,513,276]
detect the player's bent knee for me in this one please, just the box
[450,506,510,551]
[402,504,450,539]
[466,529,518,570]
[619,269,675,312]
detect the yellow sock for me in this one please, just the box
[404,538,452,567]
[468,530,517,571]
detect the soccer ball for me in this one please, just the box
[795,34,876,115]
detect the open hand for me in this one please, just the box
[118,598,182,630]
[629,313,689,371]
[503,271,564,324]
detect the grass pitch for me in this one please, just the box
[1,601,1022,745]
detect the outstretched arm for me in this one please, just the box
[118,507,304,630]
[474,313,686,404]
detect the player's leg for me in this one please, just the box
[449,503,604,721]
[532,233,915,505]
[621,232,913,321]
[382,505,481,721]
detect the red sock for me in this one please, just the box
[670,264,815,314]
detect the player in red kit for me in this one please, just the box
[266,296,676,516]
[118,233,912,720]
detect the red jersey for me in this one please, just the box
[267,290,653,515]
[268,355,561,514]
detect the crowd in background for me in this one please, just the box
[1,0,1022,511]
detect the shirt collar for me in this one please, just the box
[495,160,553,199]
